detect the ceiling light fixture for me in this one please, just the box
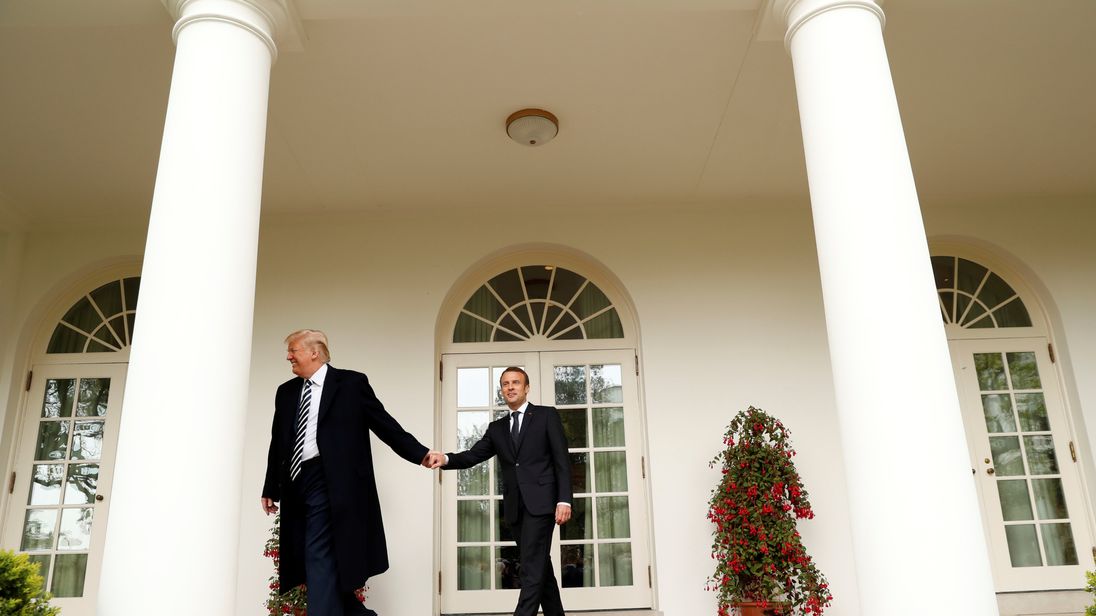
[506,108,558,146]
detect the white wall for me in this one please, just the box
[0,198,1092,616]
[234,202,861,616]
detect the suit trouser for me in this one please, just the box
[511,503,565,616]
[296,459,371,616]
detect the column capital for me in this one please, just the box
[767,0,885,50]
[162,0,305,60]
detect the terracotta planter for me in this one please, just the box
[734,602,787,616]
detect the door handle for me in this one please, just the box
[986,468,995,475]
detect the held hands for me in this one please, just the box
[421,451,445,469]
[555,503,572,526]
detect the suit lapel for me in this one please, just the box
[317,365,339,425]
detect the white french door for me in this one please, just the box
[1,363,127,615]
[951,338,1091,590]
[440,350,651,614]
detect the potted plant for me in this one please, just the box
[707,406,832,616]
[263,515,368,616]
[0,549,60,615]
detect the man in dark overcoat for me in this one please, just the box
[262,329,438,616]
[438,366,573,616]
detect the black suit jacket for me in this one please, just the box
[444,403,572,525]
[262,365,428,593]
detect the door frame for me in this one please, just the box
[437,349,653,614]
[951,337,1093,590]
[0,362,128,614]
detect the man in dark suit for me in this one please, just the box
[262,329,439,616]
[438,366,573,616]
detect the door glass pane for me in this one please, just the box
[990,437,1025,476]
[595,452,628,492]
[559,409,588,448]
[457,411,489,449]
[997,480,1034,522]
[974,353,1007,390]
[458,466,489,497]
[569,453,590,493]
[1032,478,1069,520]
[590,365,622,403]
[457,500,490,542]
[64,464,99,505]
[28,464,64,506]
[34,422,69,461]
[75,378,110,417]
[1006,352,1041,389]
[561,544,594,588]
[56,508,93,551]
[457,547,491,590]
[496,546,522,589]
[1024,436,1059,475]
[981,395,1016,433]
[457,368,489,407]
[598,543,633,586]
[597,496,631,539]
[1015,394,1050,432]
[1042,523,1079,566]
[593,408,626,447]
[554,366,587,405]
[21,510,57,551]
[51,554,88,598]
[42,379,76,418]
[26,555,50,593]
[71,421,104,460]
[563,497,593,541]
[1004,525,1042,567]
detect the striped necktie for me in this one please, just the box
[290,379,313,481]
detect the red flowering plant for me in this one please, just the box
[707,406,832,616]
[264,514,307,615]
[263,514,367,615]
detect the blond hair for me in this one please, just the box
[285,329,331,362]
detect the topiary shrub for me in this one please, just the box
[0,550,60,616]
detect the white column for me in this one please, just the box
[775,1,998,613]
[98,1,283,613]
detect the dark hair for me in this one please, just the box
[500,366,530,386]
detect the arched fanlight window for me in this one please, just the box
[47,277,140,353]
[932,256,1031,328]
[453,265,624,342]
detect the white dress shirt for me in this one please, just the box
[299,363,328,462]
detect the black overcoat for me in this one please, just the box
[444,403,572,525]
[262,365,428,593]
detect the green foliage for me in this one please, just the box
[707,407,832,616]
[1084,570,1096,616]
[0,550,60,616]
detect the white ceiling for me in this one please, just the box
[0,0,1093,228]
